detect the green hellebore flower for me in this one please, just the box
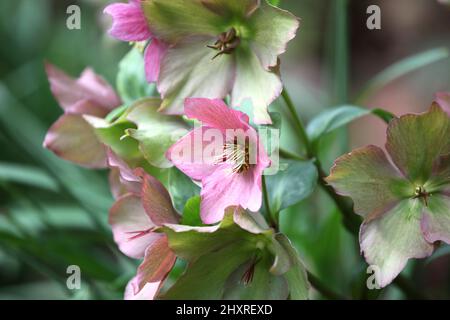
[142,0,300,124]
[326,103,450,287]
[160,208,310,300]
[86,97,189,169]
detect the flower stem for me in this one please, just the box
[281,88,312,157]
[262,175,278,230]
[279,148,307,161]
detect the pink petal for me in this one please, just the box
[124,276,161,300]
[43,113,107,168]
[109,168,129,200]
[78,68,121,109]
[107,149,142,195]
[185,98,250,131]
[166,127,220,181]
[144,38,168,83]
[104,0,152,42]
[435,92,450,116]
[200,164,263,224]
[141,173,180,225]
[109,194,159,259]
[65,100,109,117]
[136,236,176,291]
[45,63,120,112]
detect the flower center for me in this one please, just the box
[240,257,260,286]
[413,186,430,206]
[207,27,241,60]
[216,136,251,174]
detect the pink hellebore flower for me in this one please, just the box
[108,151,179,300]
[43,63,121,168]
[104,0,167,82]
[166,98,271,224]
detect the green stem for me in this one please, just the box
[281,88,312,157]
[262,175,277,230]
[279,148,307,161]
[316,163,361,235]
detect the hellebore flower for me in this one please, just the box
[141,0,300,124]
[326,104,450,287]
[166,98,271,224]
[43,63,121,168]
[108,151,179,299]
[161,207,309,300]
[104,0,167,82]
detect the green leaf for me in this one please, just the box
[181,196,203,227]
[0,162,59,191]
[267,0,281,6]
[355,47,449,102]
[125,98,189,168]
[168,168,200,212]
[116,47,156,104]
[307,105,371,144]
[275,234,310,300]
[265,159,318,213]
[372,108,395,124]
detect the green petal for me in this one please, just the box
[275,234,310,300]
[83,115,141,161]
[157,37,235,114]
[231,47,282,124]
[143,0,225,43]
[162,211,255,260]
[326,145,411,218]
[223,254,288,300]
[126,98,189,168]
[248,1,299,69]
[360,199,434,287]
[425,154,450,193]
[162,242,251,299]
[386,103,450,184]
[421,194,450,244]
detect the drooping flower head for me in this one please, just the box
[326,104,450,287]
[167,98,271,224]
[43,63,121,168]
[134,0,299,124]
[161,207,309,299]
[108,151,179,299]
[104,0,167,82]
